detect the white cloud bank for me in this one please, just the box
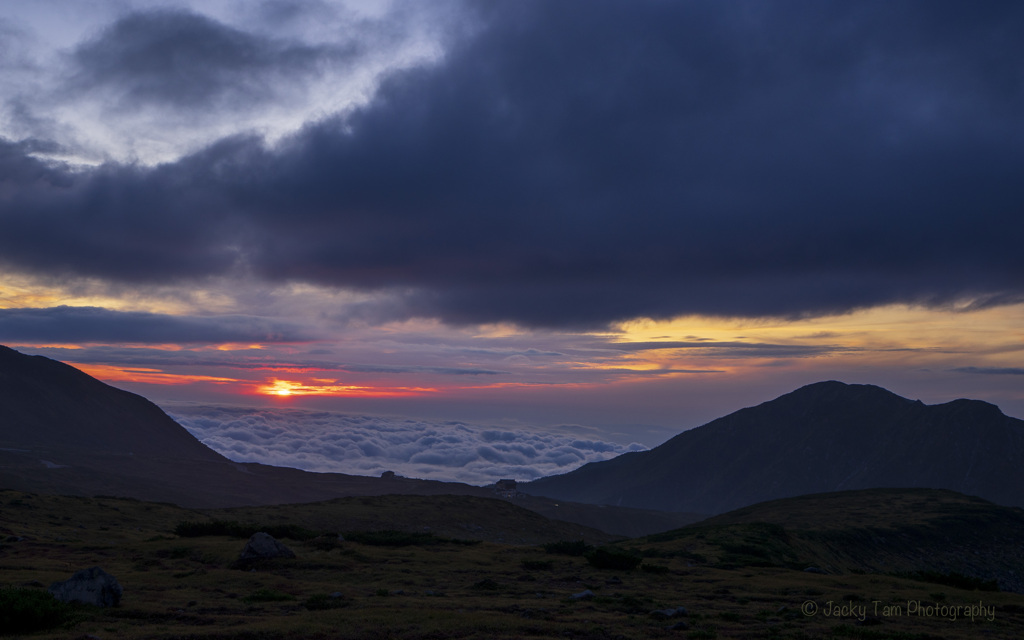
[167,404,645,485]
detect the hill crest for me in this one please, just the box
[0,345,697,537]
[522,380,1024,514]
[637,487,1024,593]
[0,345,226,462]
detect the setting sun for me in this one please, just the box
[262,379,299,396]
[254,378,438,398]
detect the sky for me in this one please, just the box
[1,0,1022,484]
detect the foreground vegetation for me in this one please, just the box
[1,489,1022,639]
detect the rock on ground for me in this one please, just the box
[48,566,123,607]
[239,532,296,560]
[650,606,688,619]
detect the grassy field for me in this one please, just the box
[1,489,1022,639]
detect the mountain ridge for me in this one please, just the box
[0,345,226,462]
[634,487,1024,593]
[521,380,1024,514]
[0,345,699,536]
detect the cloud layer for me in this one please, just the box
[0,0,447,164]
[1,1,1022,328]
[67,10,362,112]
[169,404,645,484]
[0,306,313,344]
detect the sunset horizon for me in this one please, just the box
[2,1,1022,483]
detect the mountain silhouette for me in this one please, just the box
[0,345,464,507]
[0,345,226,462]
[521,381,1024,514]
[0,345,697,535]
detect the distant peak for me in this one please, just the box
[787,380,899,398]
[941,398,1006,417]
[759,381,919,414]
[794,380,850,391]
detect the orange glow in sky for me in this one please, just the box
[8,296,1023,426]
[254,378,438,398]
[73,363,239,386]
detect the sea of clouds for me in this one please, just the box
[167,405,645,485]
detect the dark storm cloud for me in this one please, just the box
[2,1,1023,327]
[452,348,564,357]
[594,368,724,376]
[0,306,313,344]
[340,363,501,375]
[8,343,502,375]
[0,135,253,280]
[0,138,71,189]
[0,18,36,72]
[604,341,858,358]
[951,367,1024,376]
[66,9,362,111]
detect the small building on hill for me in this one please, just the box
[494,478,518,498]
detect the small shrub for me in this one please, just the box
[174,520,248,538]
[260,524,319,541]
[719,543,769,558]
[304,594,348,610]
[344,530,439,547]
[472,578,500,591]
[242,588,294,603]
[894,570,999,592]
[640,563,670,574]
[342,530,477,547]
[0,587,76,634]
[174,520,317,540]
[131,557,162,571]
[639,546,690,558]
[543,539,593,556]
[522,559,554,570]
[586,546,642,570]
[599,594,653,614]
[305,535,343,551]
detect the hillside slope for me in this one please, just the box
[630,488,1024,593]
[0,345,692,536]
[0,345,225,462]
[522,381,1024,514]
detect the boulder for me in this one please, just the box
[49,566,122,607]
[240,532,296,560]
[650,606,688,619]
[571,589,595,600]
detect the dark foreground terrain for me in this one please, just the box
[2,488,1023,639]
